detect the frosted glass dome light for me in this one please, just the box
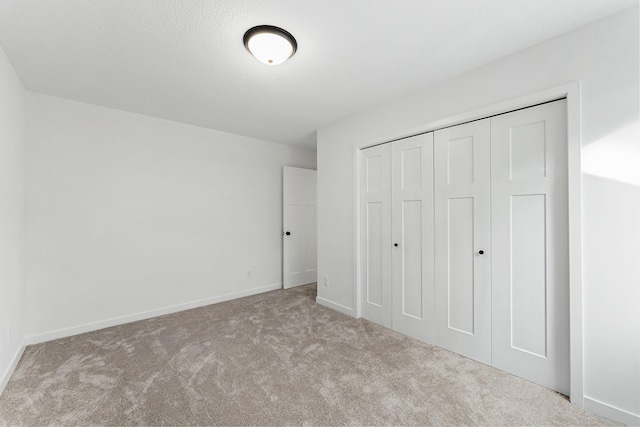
[243,25,297,65]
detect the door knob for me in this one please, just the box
[285,231,291,236]
[394,243,398,247]
[478,250,485,255]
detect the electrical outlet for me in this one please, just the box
[323,276,329,287]
[6,324,11,343]
[247,270,252,279]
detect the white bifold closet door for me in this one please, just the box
[360,133,434,339]
[360,143,393,328]
[490,100,569,394]
[391,133,435,343]
[360,99,568,395]
[434,119,492,365]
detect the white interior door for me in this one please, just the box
[490,100,569,394]
[434,119,492,365]
[360,144,392,328]
[391,133,435,343]
[283,166,317,289]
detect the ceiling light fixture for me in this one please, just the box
[243,25,297,65]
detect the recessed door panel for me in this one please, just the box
[365,201,384,306]
[402,147,422,190]
[360,144,392,327]
[448,136,475,185]
[392,133,435,344]
[435,119,491,365]
[447,197,475,335]
[511,194,547,357]
[491,99,569,394]
[367,155,383,193]
[401,199,423,319]
[510,121,547,180]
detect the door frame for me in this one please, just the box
[353,82,584,406]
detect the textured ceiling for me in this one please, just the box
[0,0,637,149]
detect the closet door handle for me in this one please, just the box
[394,243,399,247]
[478,250,485,255]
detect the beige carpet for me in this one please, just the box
[0,284,614,426]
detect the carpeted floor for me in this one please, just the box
[0,284,614,426]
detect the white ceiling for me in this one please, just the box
[0,0,637,149]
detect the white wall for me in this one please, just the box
[0,44,26,391]
[582,174,640,422]
[316,6,639,424]
[24,93,316,340]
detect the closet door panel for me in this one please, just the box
[447,197,475,334]
[399,199,423,318]
[360,144,392,327]
[510,194,547,355]
[491,100,569,394]
[365,202,384,306]
[434,119,491,365]
[391,133,435,343]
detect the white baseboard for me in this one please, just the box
[316,296,355,317]
[584,395,640,426]
[25,283,282,345]
[0,338,27,397]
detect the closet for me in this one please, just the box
[360,99,569,394]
